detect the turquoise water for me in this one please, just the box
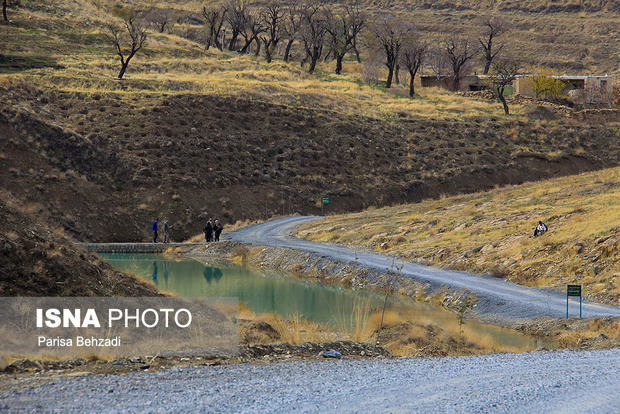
[100,253,550,349]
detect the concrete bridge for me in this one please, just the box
[77,243,203,254]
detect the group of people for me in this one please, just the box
[204,218,223,242]
[151,218,170,243]
[150,217,224,243]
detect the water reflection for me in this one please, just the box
[100,253,548,350]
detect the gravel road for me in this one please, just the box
[226,216,620,323]
[2,349,619,413]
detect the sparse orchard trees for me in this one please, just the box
[225,0,247,51]
[300,4,327,74]
[203,4,227,51]
[427,44,450,87]
[106,15,148,80]
[490,58,519,114]
[324,5,365,75]
[281,4,303,62]
[400,35,427,97]
[372,18,408,88]
[443,36,475,91]
[239,7,264,55]
[479,15,509,75]
[259,2,283,63]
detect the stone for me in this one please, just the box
[319,349,342,359]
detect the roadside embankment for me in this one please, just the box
[176,240,620,351]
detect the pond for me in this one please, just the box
[100,253,551,351]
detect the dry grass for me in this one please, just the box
[298,167,620,303]
[0,0,523,125]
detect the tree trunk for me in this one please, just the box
[3,0,7,22]
[308,47,319,73]
[228,33,238,51]
[117,62,128,80]
[395,64,400,85]
[254,39,261,57]
[283,39,294,62]
[220,30,226,51]
[409,71,415,97]
[335,55,343,75]
[352,38,361,63]
[264,39,272,63]
[452,74,460,92]
[385,65,394,88]
[498,87,509,114]
[483,59,491,75]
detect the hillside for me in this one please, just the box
[0,195,161,296]
[1,0,619,244]
[297,167,620,305]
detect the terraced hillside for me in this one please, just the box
[1,0,619,243]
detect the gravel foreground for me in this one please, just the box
[2,349,619,413]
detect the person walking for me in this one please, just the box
[204,218,213,242]
[214,219,223,242]
[152,218,159,243]
[163,219,170,243]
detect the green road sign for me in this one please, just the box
[566,284,582,319]
[567,285,581,296]
[321,197,330,205]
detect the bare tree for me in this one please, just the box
[143,9,170,33]
[426,44,449,81]
[479,15,508,75]
[401,37,427,97]
[444,37,475,91]
[203,4,227,50]
[239,8,264,54]
[281,5,304,62]
[490,58,519,114]
[225,0,247,51]
[300,4,327,74]
[106,17,148,80]
[361,46,383,85]
[373,18,408,88]
[259,2,283,63]
[324,5,365,75]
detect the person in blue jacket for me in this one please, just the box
[152,218,159,243]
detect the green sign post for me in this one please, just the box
[320,196,330,216]
[566,284,582,319]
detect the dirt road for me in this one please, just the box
[2,349,618,413]
[226,216,620,322]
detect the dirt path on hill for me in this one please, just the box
[226,216,620,323]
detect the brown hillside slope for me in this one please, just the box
[298,167,620,305]
[2,91,619,242]
[0,197,161,297]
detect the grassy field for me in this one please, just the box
[297,167,620,304]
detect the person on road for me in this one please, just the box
[534,220,548,237]
[204,218,213,242]
[214,219,223,242]
[152,218,159,243]
[163,219,170,243]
